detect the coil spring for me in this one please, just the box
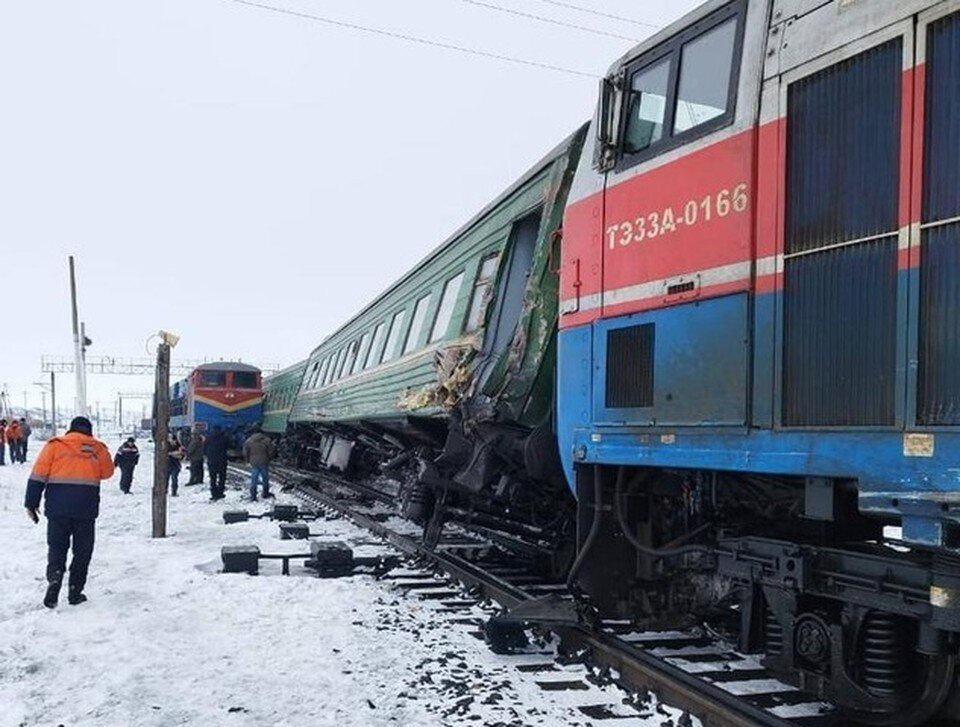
[861,611,911,696]
[765,608,783,656]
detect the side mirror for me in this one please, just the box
[593,76,622,172]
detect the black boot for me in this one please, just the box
[67,586,87,606]
[43,581,62,609]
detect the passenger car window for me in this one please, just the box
[353,331,372,375]
[466,255,499,333]
[624,58,671,153]
[673,17,737,134]
[430,272,464,343]
[329,349,345,383]
[342,340,359,378]
[323,355,337,386]
[366,322,386,369]
[382,310,407,363]
[316,357,329,388]
[404,295,433,355]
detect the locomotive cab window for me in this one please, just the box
[624,58,670,153]
[232,371,258,389]
[199,370,227,388]
[618,1,743,169]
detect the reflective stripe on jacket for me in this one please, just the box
[25,432,115,519]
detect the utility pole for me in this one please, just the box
[69,256,88,416]
[50,372,57,435]
[152,338,173,538]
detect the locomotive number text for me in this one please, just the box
[605,183,749,251]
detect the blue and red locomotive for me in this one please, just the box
[170,362,263,446]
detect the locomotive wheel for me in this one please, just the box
[840,654,956,726]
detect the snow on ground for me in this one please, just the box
[0,437,679,726]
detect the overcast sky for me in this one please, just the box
[0,0,700,420]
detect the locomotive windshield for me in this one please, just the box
[199,370,227,387]
[232,371,258,389]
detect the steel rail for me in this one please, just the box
[261,467,800,727]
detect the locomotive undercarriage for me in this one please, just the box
[282,416,960,722]
[573,464,960,724]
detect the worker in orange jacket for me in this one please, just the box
[6,419,23,464]
[24,416,115,608]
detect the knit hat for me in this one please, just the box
[68,416,93,435]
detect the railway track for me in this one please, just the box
[228,463,839,726]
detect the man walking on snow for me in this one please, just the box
[24,416,115,608]
[113,437,140,494]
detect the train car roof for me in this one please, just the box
[194,361,261,373]
[306,124,589,356]
[264,360,308,383]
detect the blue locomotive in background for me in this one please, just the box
[169,362,262,448]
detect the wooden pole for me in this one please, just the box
[152,342,170,538]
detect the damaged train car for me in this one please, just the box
[282,126,587,570]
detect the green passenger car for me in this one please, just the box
[262,360,307,435]
[284,126,586,552]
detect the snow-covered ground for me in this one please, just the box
[0,437,678,726]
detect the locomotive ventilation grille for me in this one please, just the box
[606,323,655,409]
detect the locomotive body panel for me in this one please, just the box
[559,0,960,545]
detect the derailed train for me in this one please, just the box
[264,0,960,721]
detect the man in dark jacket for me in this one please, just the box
[204,426,229,501]
[19,418,31,461]
[113,438,140,494]
[243,429,276,501]
[185,430,205,485]
[25,416,115,608]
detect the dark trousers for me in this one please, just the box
[47,517,96,592]
[119,465,135,493]
[188,460,204,484]
[169,464,180,496]
[209,462,227,498]
[8,441,17,463]
[0,441,4,464]
[21,436,29,460]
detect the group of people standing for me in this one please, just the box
[109,426,275,502]
[0,417,32,464]
[164,426,230,500]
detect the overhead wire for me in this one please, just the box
[221,0,598,78]
[460,0,640,42]
[532,0,662,30]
